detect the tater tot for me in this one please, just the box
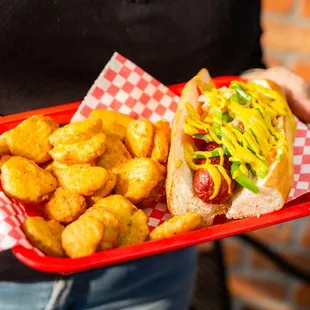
[5,115,59,164]
[119,209,150,247]
[49,118,102,145]
[115,157,160,204]
[87,171,117,207]
[43,188,87,224]
[1,156,57,204]
[150,213,202,240]
[22,217,65,257]
[0,155,11,170]
[125,120,154,158]
[54,164,109,196]
[61,215,104,258]
[151,128,169,164]
[154,120,171,146]
[96,137,132,173]
[89,109,134,141]
[85,208,120,250]
[49,132,106,164]
[92,195,137,238]
[0,133,10,157]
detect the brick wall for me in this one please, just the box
[262,0,310,81]
[224,1,310,309]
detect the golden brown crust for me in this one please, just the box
[264,109,294,201]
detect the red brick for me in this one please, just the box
[301,0,310,17]
[250,250,278,271]
[229,275,287,300]
[262,0,293,13]
[223,240,242,266]
[292,60,310,82]
[300,225,310,248]
[262,20,310,54]
[286,253,310,273]
[247,222,292,244]
[293,284,310,307]
[251,250,310,273]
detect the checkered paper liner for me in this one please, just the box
[0,52,310,253]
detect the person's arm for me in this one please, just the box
[241,67,310,123]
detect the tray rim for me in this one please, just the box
[6,75,310,275]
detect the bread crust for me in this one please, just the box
[166,69,230,227]
[166,71,295,224]
[226,80,295,219]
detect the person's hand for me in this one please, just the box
[242,66,310,123]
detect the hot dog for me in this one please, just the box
[166,69,296,226]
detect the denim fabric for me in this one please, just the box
[0,247,197,310]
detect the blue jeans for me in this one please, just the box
[0,247,197,310]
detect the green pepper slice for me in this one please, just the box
[230,82,252,105]
[212,121,222,139]
[194,149,220,159]
[222,112,233,123]
[231,162,259,194]
[192,133,209,141]
[222,145,231,157]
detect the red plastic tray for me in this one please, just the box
[1,76,309,275]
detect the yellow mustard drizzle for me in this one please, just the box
[176,159,183,168]
[183,142,222,199]
[239,164,248,176]
[183,80,294,201]
[184,124,199,136]
[217,165,232,195]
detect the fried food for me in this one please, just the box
[151,128,169,164]
[42,161,55,174]
[0,133,10,157]
[0,155,11,170]
[125,120,154,157]
[153,161,167,181]
[115,157,161,204]
[93,170,117,197]
[49,118,103,145]
[49,132,106,164]
[89,109,134,141]
[22,216,65,257]
[96,136,132,173]
[150,213,202,240]
[43,188,87,224]
[154,120,171,146]
[86,196,102,208]
[48,219,65,236]
[137,182,162,209]
[119,209,150,247]
[85,208,120,250]
[43,160,96,177]
[54,164,109,196]
[5,115,59,164]
[1,156,57,204]
[92,195,137,238]
[61,215,104,258]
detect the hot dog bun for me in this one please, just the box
[166,69,230,227]
[166,70,295,226]
[226,79,295,219]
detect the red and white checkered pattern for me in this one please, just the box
[0,192,31,251]
[0,52,309,252]
[288,120,310,200]
[71,52,179,124]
